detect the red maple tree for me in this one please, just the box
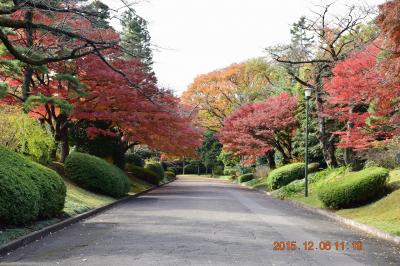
[218,92,298,165]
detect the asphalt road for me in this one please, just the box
[1,175,400,266]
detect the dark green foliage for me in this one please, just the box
[145,162,164,179]
[0,145,66,225]
[128,165,161,185]
[121,9,153,68]
[198,131,223,170]
[70,120,121,162]
[318,167,389,209]
[164,171,176,181]
[213,165,224,176]
[166,167,176,175]
[267,163,305,190]
[65,152,130,198]
[125,153,145,167]
[238,173,254,183]
[184,163,199,174]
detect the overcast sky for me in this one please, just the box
[102,0,386,95]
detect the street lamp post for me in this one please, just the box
[304,87,313,197]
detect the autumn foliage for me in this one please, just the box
[219,92,298,163]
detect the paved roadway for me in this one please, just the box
[1,175,400,265]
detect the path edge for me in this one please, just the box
[0,179,176,257]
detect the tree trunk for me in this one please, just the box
[182,157,185,175]
[315,76,338,168]
[22,10,34,102]
[267,150,276,169]
[59,130,69,163]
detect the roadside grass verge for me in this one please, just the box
[254,168,400,236]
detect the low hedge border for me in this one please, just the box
[0,178,176,257]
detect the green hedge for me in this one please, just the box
[164,171,176,181]
[65,152,130,198]
[145,163,164,179]
[0,145,66,225]
[166,167,176,175]
[125,153,145,167]
[318,167,389,209]
[129,165,161,185]
[267,163,305,190]
[238,173,254,183]
[30,163,66,218]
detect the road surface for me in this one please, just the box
[1,175,400,265]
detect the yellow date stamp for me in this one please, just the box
[273,241,364,251]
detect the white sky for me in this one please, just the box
[102,0,386,95]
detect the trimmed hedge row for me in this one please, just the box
[318,167,389,209]
[267,163,305,190]
[266,163,320,190]
[0,145,66,225]
[238,173,254,183]
[129,165,162,185]
[65,152,130,198]
[145,162,164,180]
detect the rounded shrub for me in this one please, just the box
[267,163,305,190]
[0,145,66,224]
[164,171,176,181]
[65,152,130,198]
[238,173,254,183]
[318,167,389,209]
[125,153,145,168]
[128,165,161,185]
[145,162,164,179]
[29,163,66,218]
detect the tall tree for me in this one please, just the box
[120,9,153,69]
[269,4,378,167]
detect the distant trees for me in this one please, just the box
[182,59,290,131]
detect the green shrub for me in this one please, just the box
[0,145,66,224]
[267,163,305,190]
[145,162,165,179]
[65,152,130,198]
[166,167,176,175]
[129,165,161,185]
[125,153,145,167]
[224,167,238,176]
[0,106,54,162]
[318,167,389,209]
[29,163,66,218]
[213,165,224,175]
[238,173,254,183]
[164,171,176,181]
[308,162,320,173]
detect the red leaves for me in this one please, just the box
[325,43,400,150]
[73,55,202,157]
[218,92,298,160]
